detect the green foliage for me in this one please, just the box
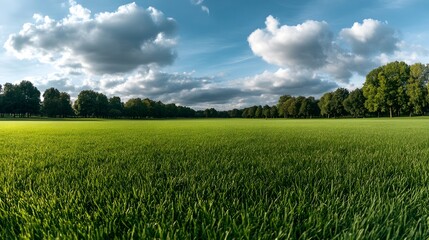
[1,80,41,117]
[343,88,366,117]
[363,62,410,117]
[331,88,349,117]
[2,119,429,239]
[363,66,383,114]
[42,88,74,117]
[407,63,429,115]
[318,92,333,118]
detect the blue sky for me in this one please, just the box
[0,0,428,109]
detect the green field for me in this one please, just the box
[1,119,429,239]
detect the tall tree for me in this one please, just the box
[59,92,74,117]
[248,106,257,118]
[343,88,366,117]
[378,61,409,117]
[406,63,428,116]
[124,98,146,118]
[277,95,292,118]
[74,90,98,117]
[255,105,263,118]
[262,105,271,118]
[363,66,384,117]
[294,96,306,118]
[95,93,109,118]
[283,97,296,118]
[17,80,41,117]
[299,97,319,118]
[331,88,349,117]
[2,83,19,116]
[270,105,278,118]
[42,88,61,117]
[318,92,333,118]
[108,96,124,118]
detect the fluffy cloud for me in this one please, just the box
[248,16,333,69]
[248,17,402,84]
[104,69,210,99]
[340,19,398,56]
[28,73,80,97]
[4,2,177,74]
[243,68,337,95]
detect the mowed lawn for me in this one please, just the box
[1,118,429,239]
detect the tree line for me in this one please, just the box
[0,61,428,119]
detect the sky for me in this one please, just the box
[0,0,429,110]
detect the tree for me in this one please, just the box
[363,66,384,117]
[255,105,263,118]
[108,96,124,118]
[42,88,61,117]
[299,97,319,118]
[407,63,428,116]
[294,96,306,118]
[242,108,250,118]
[1,81,40,117]
[270,106,278,118]
[331,88,349,117]
[343,88,366,117]
[228,109,242,118]
[277,95,292,118]
[74,90,98,117]
[363,62,410,118]
[262,105,271,118]
[17,80,41,117]
[164,103,177,118]
[2,83,18,116]
[247,106,257,118]
[379,61,409,117]
[95,93,109,118]
[283,97,296,118]
[318,92,333,118]
[59,92,74,117]
[124,98,146,118]
[143,98,159,118]
[204,108,218,118]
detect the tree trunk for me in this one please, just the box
[389,107,393,118]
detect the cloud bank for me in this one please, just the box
[247,16,401,95]
[4,2,418,109]
[5,2,177,75]
[340,19,398,56]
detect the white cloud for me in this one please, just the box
[4,2,177,75]
[340,19,398,56]
[28,73,79,96]
[191,0,210,15]
[377,41,429,65]
[201,6,210,15]
[248,16,406,84]
[248,16,333,69]
[242,68,337,96]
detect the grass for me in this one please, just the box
[1,118,429,239]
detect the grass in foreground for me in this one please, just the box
[1,118,429,239]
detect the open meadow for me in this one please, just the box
[2,118,429,239]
